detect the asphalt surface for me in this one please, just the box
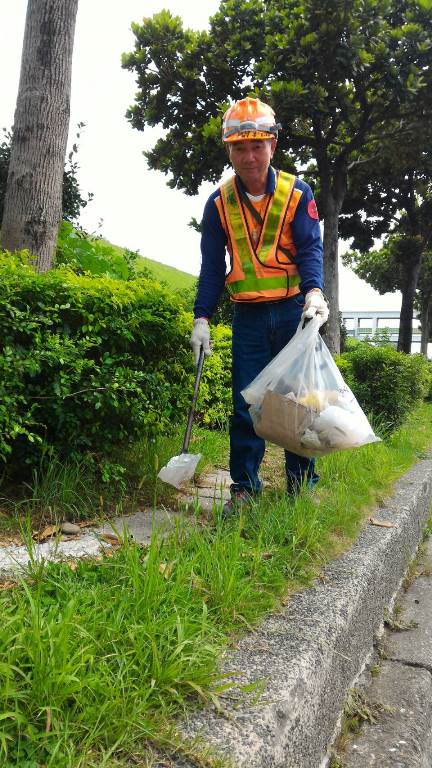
[337,537,432,768]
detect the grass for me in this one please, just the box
[332,686,394,761]
[0,427,229,539]
[134,255,196,291]
[0,403,431,766]
[0,458,102,540]
[109,242,197,292]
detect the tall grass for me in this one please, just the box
[0,457,100,537]
[0,404,431,766]
[124,425,228,508]
[24,457,100,520]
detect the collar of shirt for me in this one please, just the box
[235,166,276,197]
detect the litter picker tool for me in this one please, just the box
[157,347,205,489]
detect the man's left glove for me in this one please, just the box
[190,318,211,366]
[302,289,329,327]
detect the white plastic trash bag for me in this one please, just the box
[157,452,202,490]
[241,316,380,458]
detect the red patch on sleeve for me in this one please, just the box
[307,200,319,220]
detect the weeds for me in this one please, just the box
[384,607,419,632]
[335,687,394,754]
[328,756,345,768]
[0,404,431,765]
[25,457,100,518]
[343,689,388,727]
[0,456,101,538]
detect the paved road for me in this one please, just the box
[339,538,432,767]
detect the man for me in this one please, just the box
[190,97,328,513]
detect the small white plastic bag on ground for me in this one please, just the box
[241,316,380,458]
[157,452,202,490]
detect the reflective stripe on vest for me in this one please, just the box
[220,171,301,302]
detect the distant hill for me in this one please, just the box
[136,254,197,291]
[109,243,197,291]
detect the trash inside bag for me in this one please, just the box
[242,316,380,458]
[157,452,202,490]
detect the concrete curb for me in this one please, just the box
[170,459,432,768]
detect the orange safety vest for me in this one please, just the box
[216,171,302,302]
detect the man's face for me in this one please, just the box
[228,138,276,190]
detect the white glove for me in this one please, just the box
[190,318,211,365]
[302,289,329,326]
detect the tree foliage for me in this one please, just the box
[344,234,432,355]
[344,234,422,295]
[123,0,432,352]
[341,113,432,353]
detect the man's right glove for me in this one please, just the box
[190,318,211,365]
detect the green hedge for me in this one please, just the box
[426,361,432,401]
[335,343,432,430]
[196,324,232,429]
[1,248,430,476]
[0,253,193,473]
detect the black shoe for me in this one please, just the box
[222,488,256,518]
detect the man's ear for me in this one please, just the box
[270,137,277,158]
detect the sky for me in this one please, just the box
[1,0,403,313]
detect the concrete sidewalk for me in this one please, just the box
[0,508,179,576]
[0,470,231,576]
[340,538,432,767]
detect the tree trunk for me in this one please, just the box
[420,298,431,357]
[397,255,422,353]
[1,0,79,272]
[321,194,341,354]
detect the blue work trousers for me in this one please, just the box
[230,295,318,494]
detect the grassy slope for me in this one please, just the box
[109,242,197,291]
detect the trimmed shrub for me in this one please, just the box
[0,253,193,474]
[3,245,429,479]
[196,324,232,428]
[335,343,432,429]
[426,359,432,401]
